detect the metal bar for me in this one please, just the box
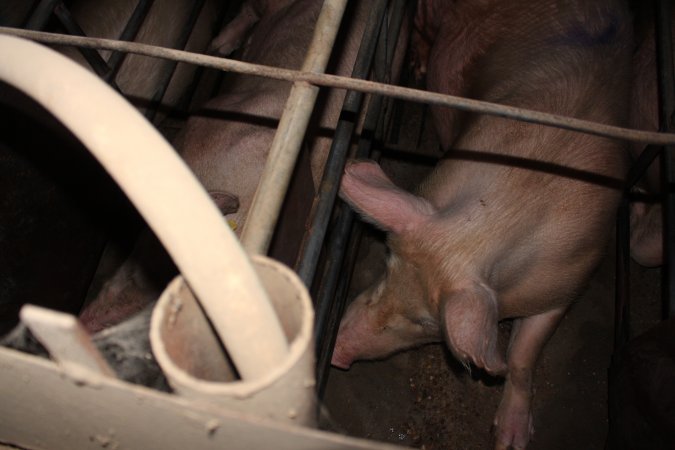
[614,199,631,350]
[105,0,155,83]
[20,305,116,378]
[24,0,60,30]
[313,104,380,397]
[625,144,662,189]
[296,0,389,286]
[655,0,675,318]
[52,3,114,80]
[316,92,387,398]
[5,26,675,146]
[0,346,405,450]
[240,0,350,255]
[144,0,206,122]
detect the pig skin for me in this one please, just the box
[334,1,633,449]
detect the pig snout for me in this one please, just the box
[331,304,369,370]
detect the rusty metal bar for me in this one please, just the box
[3,26,675,146]
[239,0,350,255]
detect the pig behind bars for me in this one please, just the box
[79,0,387,332]
[332,0,632,449]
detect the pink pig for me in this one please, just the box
[333,0,633,449]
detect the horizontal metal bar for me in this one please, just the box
[3,27,675,146]
[52,3,113,79]
[105,0,155,83]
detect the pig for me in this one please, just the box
[626,3,668,268]
[332,0,633,449]
[80,0,402,332]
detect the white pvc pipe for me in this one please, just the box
[0,35,288,381]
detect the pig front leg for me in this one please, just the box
[494,307,566,450]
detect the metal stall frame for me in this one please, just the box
[613,0,675,352]
[22,0,219,122]
[2,0,675,446]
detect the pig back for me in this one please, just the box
[418,0,633,317]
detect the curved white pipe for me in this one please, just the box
[0,35,288,380]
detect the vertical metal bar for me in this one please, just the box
[144,0,207,122]
[313,0,408,394]
[25,0,60,30]
[655,0,675,318]
[105,0,155,84]
[614,199,631,349]
[296,0,389,286]
[315,96,384,398]
[240,0,350,255]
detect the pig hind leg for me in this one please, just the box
[493,307,566,450]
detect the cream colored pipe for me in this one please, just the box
[0,35,288,381]
[240,0,349,254]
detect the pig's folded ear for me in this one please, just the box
[339,160,436,234]
[208,190,240,215]
[440,282,507,376]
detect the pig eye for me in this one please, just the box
[410,317,437,331]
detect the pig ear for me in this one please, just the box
[441,282,507,376]
[208,190,240,215]
[339,160,436,234]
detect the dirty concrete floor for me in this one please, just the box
[318,100,664,450]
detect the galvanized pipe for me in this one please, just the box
[4,26,675,146]
[0,35,289,381]
[655,0,675,319]
[240,0,349,255]
[296,0,389,285]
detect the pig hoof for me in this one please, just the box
[493,414,533,450]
